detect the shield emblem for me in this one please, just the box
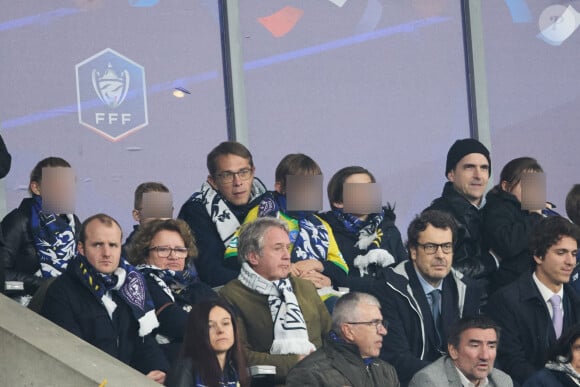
[92,63,130,109]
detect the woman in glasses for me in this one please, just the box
[127,218,216,362]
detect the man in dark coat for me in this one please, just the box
[370,210,482,386]
[178,141,266,287]
[424,138,496,283]
[486,216,580,385]
[42,214,168,383]
[286,292,399,387]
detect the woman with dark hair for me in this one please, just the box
[523,324,580,386]
[1,157,80,306]
[166,298,250,387]
[483,157,556,291]
[319,166,406,290]
[127,218,216,362]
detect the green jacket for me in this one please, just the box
[286,336,400,387]
[220,277,331,386]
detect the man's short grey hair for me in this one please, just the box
[237,217,290,265]
[331,292,381,334]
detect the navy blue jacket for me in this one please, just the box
[41,265,169,374]
[486,271,580,385]
[523,368,580,387]
[178,192,265,287]
[319,206,407,291]
[370,260,482,386]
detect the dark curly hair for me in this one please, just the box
[530,216,580,259]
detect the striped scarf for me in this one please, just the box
[72,254,159,337]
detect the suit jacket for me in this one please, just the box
[486,271,580,385]
[409,356,513,386]
[370,261,482,386]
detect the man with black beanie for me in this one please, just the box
[424,139,496,296]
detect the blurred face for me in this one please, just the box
[449,328,498,385]
[208,154,254,206]
[409,225,454,287]
[285,174,323,212]
[534,236,578,293]
[209,306,235,356]
[146,230,187,271]
[32,167,76,214]
[345,303,387,358]
[571,338,580,373]
[248,226,291,281]
[447,153,490,206]
[78,220,122,274]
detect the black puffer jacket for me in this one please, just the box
[0,198,81,296]
[425,182,496,280]
[482,187,543,291]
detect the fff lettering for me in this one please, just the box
[95,113,132,125]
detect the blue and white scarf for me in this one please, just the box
[238,262,315,355]
[136,264,199,303]
[258,192,330,263]
[72,254,159,337]
[332,208,395,276]
[30,195,76,278]
[187,179,266,246]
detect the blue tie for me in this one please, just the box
[430,289,443,348]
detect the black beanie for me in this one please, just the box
[445,139,491,176]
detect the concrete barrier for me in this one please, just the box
[0,294,160,386]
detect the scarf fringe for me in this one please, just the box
[354,249,395,276]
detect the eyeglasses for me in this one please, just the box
[416,242,453,255]
[215,168,253,184]
[148,246,188,259]
[346,319,388,332]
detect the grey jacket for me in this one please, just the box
[286,336,400,387]
[408,356,513,387]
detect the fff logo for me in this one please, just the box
[76,48,148,141]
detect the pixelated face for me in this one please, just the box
[346,303,387,358]
[342,176,381,217]
[137,191,173,224]
[285,174,323,212]
[208,306,235,355]
[248,226,292,281]
[447,153,490,206]
[409,225,453,287]
[449,328,498,384]
[147,230,187,271]
[38,167,76,214]
[534,236,578,291]
[208,154,255,206]
[78,220,122,274]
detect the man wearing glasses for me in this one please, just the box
[286,292,400,386]
[178,141,266,287]
[370,210,482,386]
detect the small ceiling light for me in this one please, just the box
[173,87,191,98]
